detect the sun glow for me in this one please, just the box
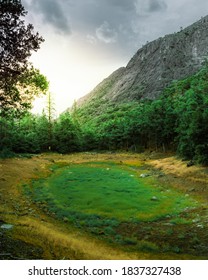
[30,35,124,115]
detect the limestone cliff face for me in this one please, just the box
[77,15,208,107]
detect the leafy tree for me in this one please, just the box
[35,113,51,152]
[162,65,208,164]
[12,113,40,153]
[53,112,82,153]
[0,115,14,151]
[81,128,98,151]
[175,88,208,163]
[0,0,48,116]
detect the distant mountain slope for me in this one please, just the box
[76,15,208,108]
[76,67,125,107]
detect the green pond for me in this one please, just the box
[26,162,196,223]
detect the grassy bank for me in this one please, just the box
[23,158,206,257]
[1,152,207,259]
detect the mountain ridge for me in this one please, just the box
[75,15,208,108]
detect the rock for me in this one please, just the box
[75,16,208,110]
[192,218,200,223]
[151,196,159,201]
[0,224,14,230]
[196,224,204,229]
[164,223,175,226]
[140,173,150,178]
[63,217,69,223]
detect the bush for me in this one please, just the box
[0,148,15,158]
[194,144,208,165]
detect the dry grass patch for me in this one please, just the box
[149,156,208,201]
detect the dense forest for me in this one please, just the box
[1,63,208,165]
[1,1,208,165]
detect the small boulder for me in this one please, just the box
[151,196,159,201]
[0,224,14,230]
[196,224,204,229]
[140,173,150,178]
[63,217,69,223]
[192,218,200,223]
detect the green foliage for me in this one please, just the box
[2,57,208,164]
[165,66,208,163]
[136,240,159,252]
[0,1,48,117]
[81,128,99,151]
[72,64,208,164]
[0,113,51,154]
[0,116,14,150]
[0,147,15,159]
[53,112,82,153]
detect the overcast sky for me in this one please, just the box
[21,0,208,114]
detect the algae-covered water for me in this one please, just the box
[26,162,196,222]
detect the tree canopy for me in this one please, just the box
[0,0,48,116]
[1,64,208,165]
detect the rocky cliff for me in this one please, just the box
[77,15,208,107]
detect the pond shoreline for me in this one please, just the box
[0,152,207,260]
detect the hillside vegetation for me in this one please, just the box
[1,64,208,165]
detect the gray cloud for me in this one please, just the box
[24,0,71,34]
[104,0,136,11]
[147,0,167,12]
[66,0,139,49]
[135,0,167,15]
[96,21,118,43]
[22,0,208,60]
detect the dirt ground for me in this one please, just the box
[0,152,207,260]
